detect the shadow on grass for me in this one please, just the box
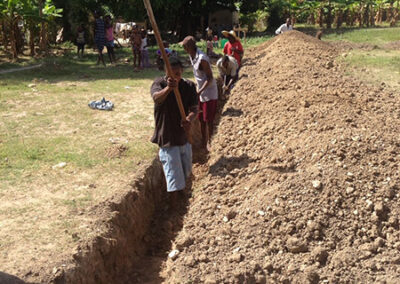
[0,47,192,84]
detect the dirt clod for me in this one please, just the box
[161,31,400,283]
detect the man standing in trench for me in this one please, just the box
[182,36,218,150]
[150,57,198,203]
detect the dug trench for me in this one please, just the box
[38,60,220,284]
[22,30,400,283]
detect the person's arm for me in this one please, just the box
[223,43,228,55]
[224,77,234,91]
[197,59,214,95]
[275,24,283,35]
[181,88,199,132]
[232,42,243,56]
[186,104,198,122]
[152,77,176,104]
[216,60,224,78]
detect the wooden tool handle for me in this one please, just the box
[143,0,192,144]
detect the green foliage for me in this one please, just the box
[240,9,269,32]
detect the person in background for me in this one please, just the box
[206,36,219,59]
[213,34,219,48]
[130,25,142,70]
[104,15,116,64]
[94,11,106,66]
[206,26,213,39]
[222,30,244,68]
[76,24,85,58]
[156,41,175,71]
[150,57,198,201]
[140,29,150,68]
[182,36,218,151]
[275,18,293,35]
[216,54,239,95]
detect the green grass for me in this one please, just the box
[0,46,161,187]
[0,45,166,266]
[339,49,400,90]
[323,26,400,45]
[0,55,42,70]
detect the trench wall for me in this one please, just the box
[51,119,204,284]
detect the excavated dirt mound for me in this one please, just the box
[161,31,400,283]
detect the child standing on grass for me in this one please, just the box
[76,24,85,58]
[94,11,106,66]
[130,25,142,70]
[105,15,116,64]
[140,29,150,68]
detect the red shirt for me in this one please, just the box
[223,40,243,66]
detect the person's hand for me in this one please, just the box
[181,118,191,132]
[167,77,178,89]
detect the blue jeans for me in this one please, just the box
[159,143,192,192]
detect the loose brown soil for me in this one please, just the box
[160,31,400,283]
[3,30,400,284]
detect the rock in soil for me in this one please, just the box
[162,31,400,283]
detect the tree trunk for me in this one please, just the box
[335,9,343,29]
[1,20,8,51]
[392,0,400,26]
[29,26,35,56]
[307,12,315,25]
[39,0,48,53]
[387,3,393,23]
[326,3,333,29]
[9,20,18,59]
[369,5,375,26]
[376,7,383,24]
[317,8,324,27]
[358,5,363,27]
[14,21,24,54]
[364,4,370,27]
[344,9,351,26]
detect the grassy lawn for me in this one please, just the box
[324,26,400,45]
[295,25,400,91]
[339,48,400,90]
[0,47,163,271]
[321,27,400,91]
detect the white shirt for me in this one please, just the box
[141,37,147,50]
[217,56,238,77]
[190,49,218,102]
[275,23,293,35]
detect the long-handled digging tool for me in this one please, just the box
[143,0,192,143]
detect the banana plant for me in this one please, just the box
[0,0,25,58]
[38,0,62,52]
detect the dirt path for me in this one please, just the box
[0,63,43,74]
[141,31,400,283]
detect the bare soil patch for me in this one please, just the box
[3,31,400,283]
[161,31,400,283]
